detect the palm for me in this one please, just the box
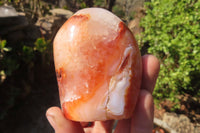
[46,55,160,133]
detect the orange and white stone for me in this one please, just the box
[53,8,142,122]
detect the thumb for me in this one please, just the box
[131,89,154,133]
[46,107,84,133]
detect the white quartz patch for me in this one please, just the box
[107,46,133,115]
[75,8,121,42]
[107,72,131,115]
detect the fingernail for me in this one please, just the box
[46,115,57,130]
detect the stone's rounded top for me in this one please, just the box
[0,5,18,17]
[75,7,121,22]
[74,8,121,33]
[54,8,124,49]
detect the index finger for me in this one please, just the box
[141,55,160,94]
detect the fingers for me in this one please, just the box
[141,54,160,93]
[114,54,160,133]
[130,55,160,133]
[114,90,154,133]
[46,107,84,133]
[114,119,131,133]
[92,120,114,133]
[131,89,154,133]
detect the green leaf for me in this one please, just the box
[0,40,7,49]
[3,47,12,52]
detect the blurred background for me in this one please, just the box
[0,0,199,132]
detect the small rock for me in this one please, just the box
[163,112,179,128]
[0,15,28,34]
[35,15,68,39]
[0,5,18,17]
[0,5,28,36]
[49,8,73,18]
[127,7,145,35]
[163,112,195,133]
[128,18,143,35]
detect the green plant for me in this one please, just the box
[80,1,87,8]
[140,0,200,105]
[0,40,18,83]
[34,37,52,65]
[0,37,53,120]
[0,40,11,57]
[112,4,125,19]
[34,37,50,53]
[94,0,105,7]
[0,1,3,5]
[22,45,34,64]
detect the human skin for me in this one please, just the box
[46,54,160,133]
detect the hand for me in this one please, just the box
[46,54,160,133]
